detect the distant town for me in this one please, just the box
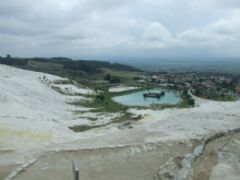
[136,71,240,101]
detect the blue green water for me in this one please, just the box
[113,88,181,107]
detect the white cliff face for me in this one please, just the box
[1,64,240,180]
[0,65,77,151]
[210,138,240,180]
[109,85,138,93]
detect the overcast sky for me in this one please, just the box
[0,0,240,61]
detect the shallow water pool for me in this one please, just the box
[113,88,181,107]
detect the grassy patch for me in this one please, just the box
[80,92,127,112]
[69,112,141,132]
[197,94,237,102]
[69,125,103,132]
[101,68,141,83]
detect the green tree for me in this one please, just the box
[6,54,11,59]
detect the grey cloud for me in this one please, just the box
[174,11,240,60]
[177,29,211,42]
[143,22,172,42]
[0,0,240,59]
[190,0,240,10]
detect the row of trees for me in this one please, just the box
[104,73,121,84]
[182,89,195,106]
[0,54,11,59]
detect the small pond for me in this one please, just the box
[113,88,181,107]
